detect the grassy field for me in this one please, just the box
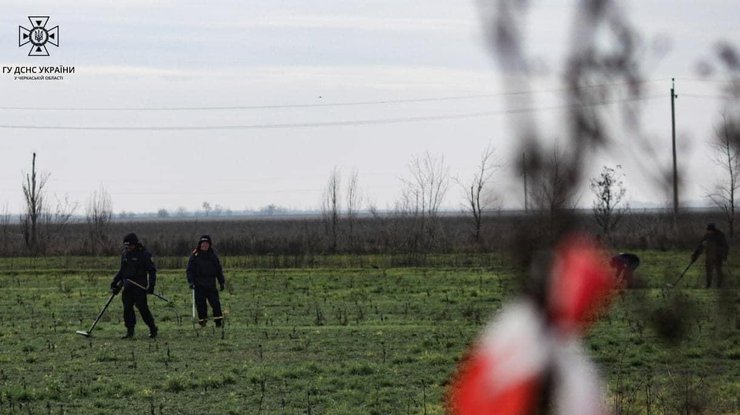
[0,252,737,414]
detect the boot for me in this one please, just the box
[121,327,134,339]
[198,319,207,328]
[148,325,158,339]
[215,317,223,328]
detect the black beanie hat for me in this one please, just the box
[123,233,139,246]
[198,235,212,246]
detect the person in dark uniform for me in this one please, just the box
[110,233,158,339]
[691,223,729,288]
[610,252,640,288]
[186,235,225,327]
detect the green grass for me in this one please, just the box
[0,252,737,414]
[0,253,510,272]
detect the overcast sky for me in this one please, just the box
[1,1,738,215]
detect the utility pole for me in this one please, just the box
[671,78,679,230]
[522,152,528,212]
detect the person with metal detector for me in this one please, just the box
[610,252,640,288]
[691,223,729,288]
[186,235,226,328]
[110,233,159,339]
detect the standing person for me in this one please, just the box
[610,252,640,288]
[110,233,158,339]
[691,223,729,288]
[187,235,226,327]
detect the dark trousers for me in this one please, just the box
[195,286,223,325]
[705,260,725,288]
[122,287,155,329]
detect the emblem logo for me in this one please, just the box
[19,16,59,57]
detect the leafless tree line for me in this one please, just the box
[0,209,725,259]
[86,186,113,255]
[20,153,78,255]
[396,152,450,252]
[478,0,739,244]
[319,149,503,255]
[320,167,363,253]
[708,115,740,239]
[3,128,740,259]
[0,150,726,259]
[0,153,115,256]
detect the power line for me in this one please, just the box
[674,77,739,85]
[0,94,503,112]
[680,93,738,100]
[0,79,669,112]
[0,95,664,131]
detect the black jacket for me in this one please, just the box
[111,245,157,291]
[186,249,225,288]
[611,253,640,271]
[692,229,729,263]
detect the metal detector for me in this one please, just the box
[75,292,117,337]
[191,289,196,321]
[150,291,171,303]
[219,303,227,340]
[150,290,183,327]
[191,289,198,334]
[666,259,696,288]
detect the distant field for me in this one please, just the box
[0,253,737,414]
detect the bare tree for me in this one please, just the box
[398,152,449,251]
[321,167,341,252]
[21,152,49,255]
[260,204,282,216]
[480,0,649,260]
[708,115,740,238]
[43,195,77,248]
[590,165,628,238]
[457,146,498,242]
[345,168,361,250]
[529,144,576,217]
[202,201,212,217]
[86,186,113,255]
[0,204,12,256]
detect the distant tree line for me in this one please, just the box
[1,144,737,259]
[0,209,727,258]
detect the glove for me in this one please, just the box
[110,282,122,295]
[690,253,698,262]
[219,282,225,292]
[148,285,155,294]
[189,283,195,290]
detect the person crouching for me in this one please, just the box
[187,235,226,327]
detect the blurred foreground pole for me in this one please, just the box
[671,78,679,231]
[522,152,528,212]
